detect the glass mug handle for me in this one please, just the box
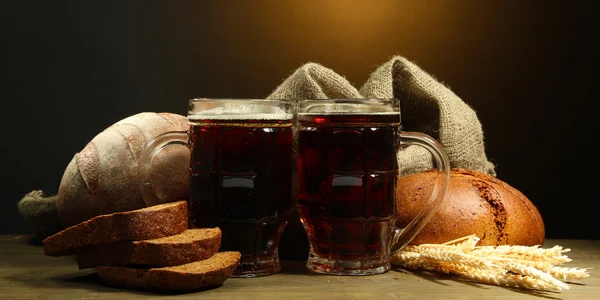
[390,131,451,253]
[138,131,188,206]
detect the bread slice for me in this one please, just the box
[96,251,241,292]
[43,201,188,256]
[77,228,221,269]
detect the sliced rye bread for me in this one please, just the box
[43,201,188,256]
[96,251,241,292]
[77,228,221,269]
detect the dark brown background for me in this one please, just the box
[2,0,598,252]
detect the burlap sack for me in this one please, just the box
[268,62,362,100]
[17,190,62,242]
[268,55,496,177]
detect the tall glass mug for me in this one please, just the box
[138,99,294,277]
[296,99,450,275]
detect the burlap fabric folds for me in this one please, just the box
[269,55,496,177]
[18,55,495,239]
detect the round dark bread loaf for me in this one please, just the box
[396,168,545,246]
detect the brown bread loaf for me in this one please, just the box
[77,228,221,269]
[396,168,545,246]
[57,112,190,228]
[43,201,188,256]
[96,251,241,292]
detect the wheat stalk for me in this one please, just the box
[460,269,565,291]
[392,235,590,292]
[545,266,590,281]
[472,245,572,264]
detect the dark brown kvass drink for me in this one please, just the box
[188,113,293,277]
[297,111,400,274]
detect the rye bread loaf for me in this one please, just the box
[77,228,221,269]
[43,201,188,256]
[396,168,545,246]
[57,112,190,228]
[96,251,241,292]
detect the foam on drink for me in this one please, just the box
[189,103,293,121]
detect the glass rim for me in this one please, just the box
[189,97,288,103]
[188,98,293,120]
[297,98,399,105]
[297,98,399,114]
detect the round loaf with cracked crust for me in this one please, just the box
[57,112,190,228]
[396,168,545,246]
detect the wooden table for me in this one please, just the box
[1,235,598,299]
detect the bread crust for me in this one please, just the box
[57,112,190,228]
[395,168,545,246]
[43,201,188,256]
[96,251,241,291]
[77,228,221,269]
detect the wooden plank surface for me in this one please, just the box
[1,235,598,299]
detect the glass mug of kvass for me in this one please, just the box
[138,98,294,277]
[296,99,450,275]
